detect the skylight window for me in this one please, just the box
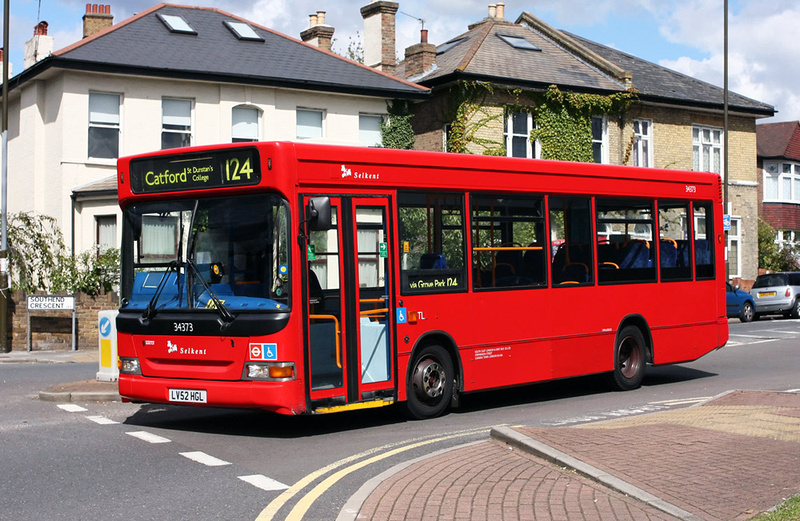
[497,34,540,51]
[157,13,197,35]
[437,36,468,55]
[223,21,264,42]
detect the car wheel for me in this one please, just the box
[791,299,800,319]
[406,344,454,420]
[739,301,754,322]
[609,326,646,391]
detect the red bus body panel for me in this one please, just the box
[116,141,728,414]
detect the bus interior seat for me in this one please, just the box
[522,247,546,283]
[560,262,589,284]
[619,240,651,269]
[659,239,678,267]
[420,253,446,269]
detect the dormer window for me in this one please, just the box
[157,13,197,35]
[497,34,540,51]
[223,21,264,42]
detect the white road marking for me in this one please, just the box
[239,474,289,491]
[126,431,171,444]
[180,451,231,467]
[86,415,119,425]
[57,404,87,412]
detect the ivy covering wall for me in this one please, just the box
[445,82,638,162]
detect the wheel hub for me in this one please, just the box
[413,359,445,400]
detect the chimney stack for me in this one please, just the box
[83,4,113,38]
[0,48,11,77]
[496,3,505,19]
[361,1,398,75]
[300,10,335,52]
[24,21,54,68]
[404,29,436,79]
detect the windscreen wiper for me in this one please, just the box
[187,260,235,327]
[142,260,179,321]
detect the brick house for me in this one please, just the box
[368,2,775,283]
[756,121,800,250]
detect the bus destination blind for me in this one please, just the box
[129,148,262,194]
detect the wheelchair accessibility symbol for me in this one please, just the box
[249,343,278,361]
[396,307,407,324]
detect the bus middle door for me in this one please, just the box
[304,195,395,412]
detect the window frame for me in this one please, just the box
[232,105,260,143]
[296,108,325,140]
[692,124,723,174]
[504,108,536,159]
[358,113,385,147]
[592,116,608,164]
[88,91,121,160]
[632,118,653,168]
[763,161,800,203]
[161,97,193,150]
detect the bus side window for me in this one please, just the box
[470,194,546,289]
[692,201,715,280]
[595,198,656,284]
[549,196,593,286]
[658,201,692,281]
[397,191,467,294]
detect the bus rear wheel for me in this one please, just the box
[610,326,646,391]
[406,345,454,420]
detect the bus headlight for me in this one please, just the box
[118,357,142,375]
[244,362,295,381]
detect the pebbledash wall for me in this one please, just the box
[7,292,118,351]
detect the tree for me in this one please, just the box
[758,218,800,272]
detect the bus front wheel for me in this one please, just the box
[406,345,454,420]
[610,326,646,391]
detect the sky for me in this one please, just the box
[2,0,798,123]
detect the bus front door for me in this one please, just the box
[304,196,395,412]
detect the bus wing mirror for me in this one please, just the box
[307,197,332,231]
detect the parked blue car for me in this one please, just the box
[726,282,755,322]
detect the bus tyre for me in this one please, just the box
[406,345,454,420]
[610,326,646,391]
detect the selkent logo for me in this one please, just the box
[167,340,207,356]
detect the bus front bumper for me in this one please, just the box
[118,374,306,415]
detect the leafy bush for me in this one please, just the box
[7,212,119,295]
[758,218,800,272]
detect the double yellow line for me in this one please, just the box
[256,425,500,521]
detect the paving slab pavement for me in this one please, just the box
[347,390,800,521]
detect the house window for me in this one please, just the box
[692,125,722,174]
[232,106,259,142]
[88,92,120,159]
[96,215,117,251]
[777,229,800,249]
[763,162,800,203]
[592,116,607,164]
[296,109,324,140]
[162,98,192,150]
[632,119,652,167]
[359,114,384,147]
[727,216,741,278]
[504,109,534,158]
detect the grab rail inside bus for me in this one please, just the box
[309,314,341,369]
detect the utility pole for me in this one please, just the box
[1,0,10,352]
[723,0,730,281]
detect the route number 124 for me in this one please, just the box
[225,157,254,182]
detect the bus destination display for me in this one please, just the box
[129,148,261,194]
